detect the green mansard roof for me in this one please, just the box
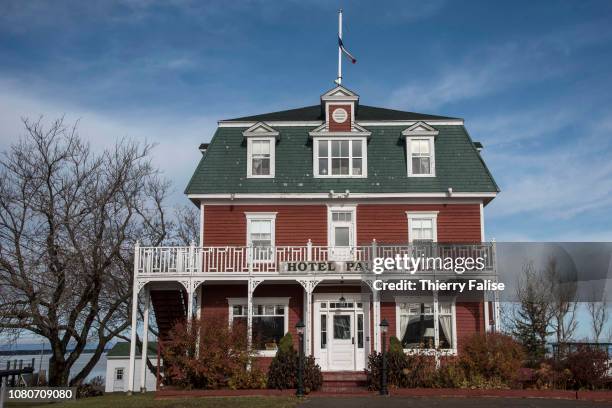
[184,120,499,196]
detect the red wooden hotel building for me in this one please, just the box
[126,83,500,392]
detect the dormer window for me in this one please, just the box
[250,139,272,176]
[313,138,367,177]
[243,122,278,178]
[408,138,434,176]
[402,122,438,177]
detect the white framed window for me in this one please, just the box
[245,212,276,262]
[396,298,455,351]
[247,137,275,178]
[314,138,367,177]
[406,211,438,243]
[228,297,289,356]
[406,137,435,177]
[115,368,124,380]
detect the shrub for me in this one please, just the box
[532,361,572,390]
[564,346,609,390]
[161,314,257,389]
[460,333,525,385]
[434,357,467,388]
[267,333,322,392]
[76,376,105,398]
[367,348,436,389]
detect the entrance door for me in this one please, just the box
[329,210,354,261]
[330,313,354,370]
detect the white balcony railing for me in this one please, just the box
[135,242,496,276]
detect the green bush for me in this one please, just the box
[267,333,322,392]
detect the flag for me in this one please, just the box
[339,37,357,64]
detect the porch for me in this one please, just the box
[126,242,499,393]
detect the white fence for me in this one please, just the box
[135,242,495,276]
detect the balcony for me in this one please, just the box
[134,242,496,278]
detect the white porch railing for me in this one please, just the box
[135,242,496,276]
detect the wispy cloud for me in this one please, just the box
[388,19,612,111]
[0,79,215,204]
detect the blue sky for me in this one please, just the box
[1,0,612,243]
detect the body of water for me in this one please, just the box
[0,351,108,382]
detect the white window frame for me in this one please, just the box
[406,136,435,177]
[245,212,277,263]
[406,211,438,243]
[395,296,457,354]
[227,297,290,357]
[327,205,357,247]
[115,367,124,380]
[247,137,275,178]
[313,137,367,178]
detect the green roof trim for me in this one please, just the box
[185,125,499,195]
[107,341,158,358]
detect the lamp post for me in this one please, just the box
[380,319,389,396]
[296,320,305,397]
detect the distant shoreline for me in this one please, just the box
[0,349,110,356]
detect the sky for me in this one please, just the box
[1,0,612,342]
[1,0,612,242]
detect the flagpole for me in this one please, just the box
[337,9,342,85]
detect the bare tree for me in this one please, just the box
[0,117,169,386]
[511,261,554,364]
[588,294,608,343]
[545,257,578,348]
[173,204,200,245]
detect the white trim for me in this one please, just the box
[245,212,277,262]
[401,121,439,137]
[327,204,357,249]
[308,122,371,138]
[188,192,497,199]
[246,137,275,178]
[406,211,438,243]
[199,201,205,247]
[394,295,457,354]
[227,296,290,357]
[320,85,359,101]
[406,135,436,177]
[218,120,465,127]
[242,122,280,138]
[196,198,486,206]
[480,202,485,242]
[313,138,368,178]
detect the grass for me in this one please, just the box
[6,393,300,408]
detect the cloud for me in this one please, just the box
[388,19,612,111]
[0,79,216,205]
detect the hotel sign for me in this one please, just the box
[281,261,370,273]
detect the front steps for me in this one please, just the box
[321,371,369,393]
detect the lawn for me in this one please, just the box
[6,393,300,408]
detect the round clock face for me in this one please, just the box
[332,108,348,123]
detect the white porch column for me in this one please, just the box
[247,279,254,350]
[484,298,490,333]
[139,287,150,393]
[305,287,313,355]
[493,286,501,332]
[127,241,141,395]
[372,290,380,352]
[186,283,194,322]
[433,290,440,368]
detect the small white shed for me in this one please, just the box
[104,341,159,393]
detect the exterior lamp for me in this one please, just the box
[295,320,305,397]
[379,319,389,396]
